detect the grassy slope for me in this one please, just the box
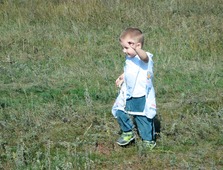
[0,0,222,169]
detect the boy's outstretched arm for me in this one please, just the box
[128,41,149,63]
[134,47,148,63]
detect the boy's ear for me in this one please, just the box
[137,42,142,48]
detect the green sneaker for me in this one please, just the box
[117,131,135,146]
[143,140,156,150]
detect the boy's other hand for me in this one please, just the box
[116,74,124,87]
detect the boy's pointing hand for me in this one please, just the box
[128,40,140,50]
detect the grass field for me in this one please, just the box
[0,0,223,169]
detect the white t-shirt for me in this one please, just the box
[112,52,156,119]
[124,52,153,99]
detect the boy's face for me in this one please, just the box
[119,37,139,58]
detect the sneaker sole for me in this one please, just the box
[149,142,156,150]
[144,142,156,150]
[116,136,136,146]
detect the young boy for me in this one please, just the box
[112,27,157,149]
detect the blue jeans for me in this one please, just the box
[116,96,155,141]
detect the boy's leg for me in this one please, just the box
[116,110,135,146]
[134,115,155,141]
[116,110,134,132]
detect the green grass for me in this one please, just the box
[0,0,223,169]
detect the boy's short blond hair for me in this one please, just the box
[119,27,144,47]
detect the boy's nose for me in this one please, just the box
[123,48,126,53]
